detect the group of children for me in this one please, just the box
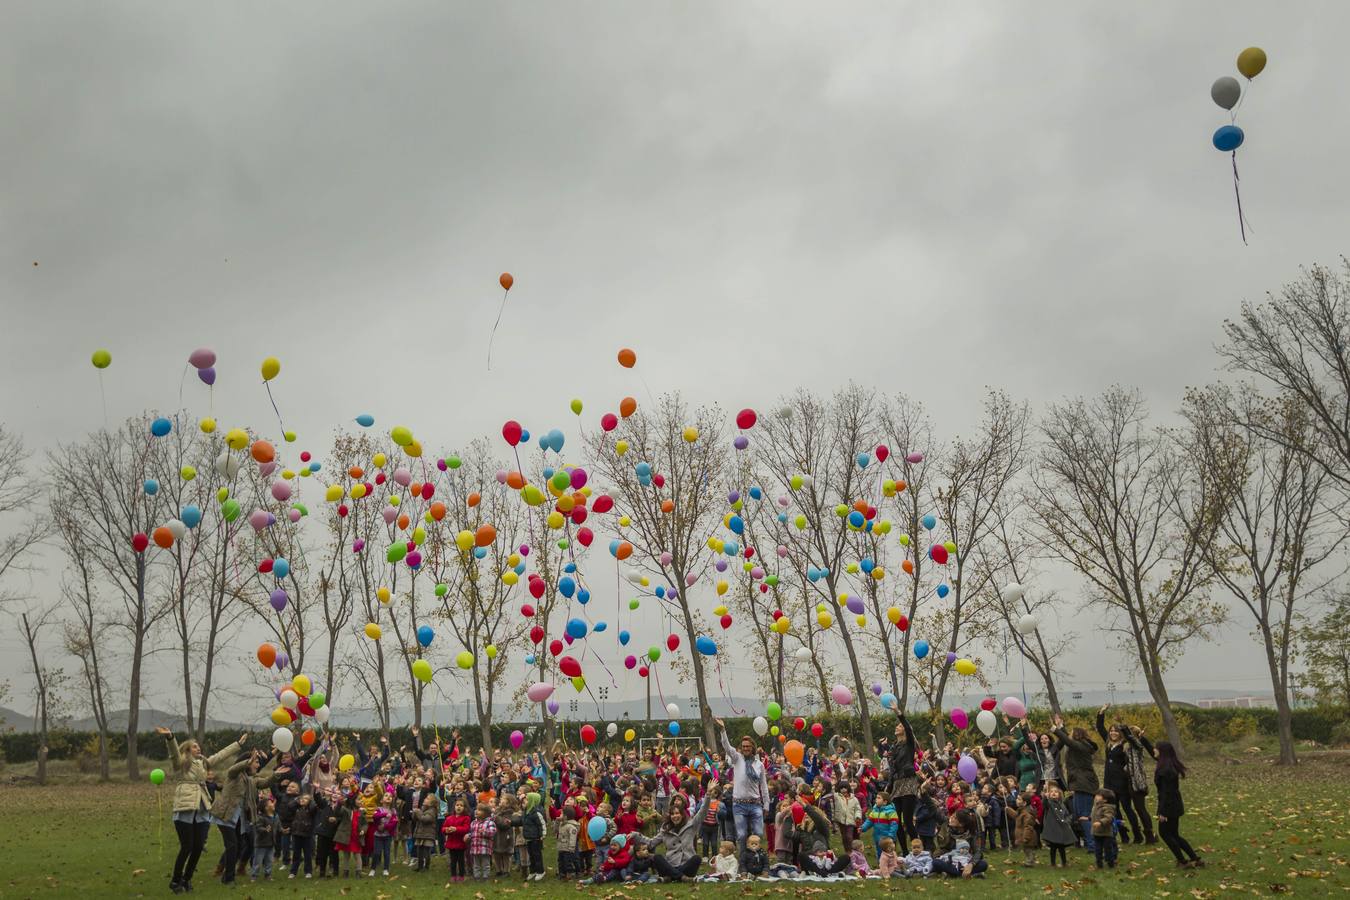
[166,706,1201,890]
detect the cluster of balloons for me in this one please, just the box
[258,644,330,749]
[1210,47,1268,243]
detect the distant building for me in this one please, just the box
[1194,695,1277,709]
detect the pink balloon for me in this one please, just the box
[685,573,697,587]
[776,545,788,558]
[249,509,270,532]
[570,468,588,489]
[287,509,302,523]
[906,452,925,464]
[751,566,765,579]
[392,468,412,487]
[188,348,217,369]
[1001,696,1027,719]
[495,469,508,484]
[352,539,365,553]
[950,707,969,730]
[270,481,292,502]
[258,461,278,477]
[830,684,853,706]
[659,551,673,566]
[382,507,398,524]
[526,682,555,703]
[509,730,524,749]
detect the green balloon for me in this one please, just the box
[435,583,449,598]
[557,539,570,550]
[550,470,571,491]
[647,646,661,662]
[766,701,782,721]
[446,456,462,469]
[221,499,241,522]
[628,598,640,610]
[149,768,165,785]
[291,503,309,517]
[765,575,779,587]
[309,691,326,709]
[387,543,408,563]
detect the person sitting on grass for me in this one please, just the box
[901,837,933,877]
[931,839,987,878]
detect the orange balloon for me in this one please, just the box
[257,643,277,668]
[784,739,805,768]
[852,499,868,514]
[506,471,526,490]
[348,466,364,480]
[500,272,513,291]
[398,513,410,530]
[619,397,637,418]
[429,501,447,521]
[895,480,907,493]
[556,495,575,513]
[467,492,481,508]
[660,499,674,513]
[152,526,174,549]
[250,440,275,464]
[410,482,423,497]
[617,348,637,369]
[615,541,633,560]
[475,524,497,547]
[902,559,914,575]
[301,728,316,746]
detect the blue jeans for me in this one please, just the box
[1071,793,1096,850]
[373,835,392,871]
[251,847,274,878]
[731,801,765,847]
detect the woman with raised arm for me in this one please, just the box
[887,711,920,849]
[1150,741,1203,869]
[157,726,246,894]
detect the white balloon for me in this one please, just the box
[166,518,187,540]
[272,726,295,752]
[800,474,814,488]
[666,702,680,718]
[215,451,241,478]
[279,689,299,709]
[314,706,331,724]
[625,571,645,585]
[976,709,997,737]
[1211,75,1241,111]
[752,716,769,736]
[606,723,618,738]
[1015,613,1039,636]
[794,646,812,662]
[1001,583,1025,603]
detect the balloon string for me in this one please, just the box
[264,382,287,435]
[715,657,747,715]
[486,289,508,371]
[99,373,108,431]
[653,663,669,712]
[1231,152,1249,245]
[177,363,189,414]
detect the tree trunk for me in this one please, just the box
[127,556,146,781]
[672,565,717,747]
[178,601,195,737]
[1141,661,1184,756]
[824,576,873,748]
[1262,629,1297,765]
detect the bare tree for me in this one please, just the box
[585,395,727,746]
[1031,387,1225,754]
[48,418,175,779]
[1296,592,1350,707]
[1182,386,1346,764]
[1219,260,1350,490]
[20,605,61,785]
[0,426,50,606]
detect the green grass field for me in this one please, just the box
[3,741,1347,898]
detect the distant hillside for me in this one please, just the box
[0,707,247,734]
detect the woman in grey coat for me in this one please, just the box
[649,793,710,881]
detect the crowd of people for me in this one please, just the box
[158,704,1203,893]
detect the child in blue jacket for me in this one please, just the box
[860,791,899,858]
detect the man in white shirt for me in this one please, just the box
[714,718,769,851]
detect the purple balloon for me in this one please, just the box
[727,491,740,504]
[946,652,958,664]
[546,699,560,715]
[406,550,422,568]
[715,559,728,572]
[957,754,978,783]
[197,366,217,386]
[871,682,883,696]
[276,651,290,670]
[437,458,448,471]
[733,436,749,450]
[353,539,365,553]
[269,588,288,611]
[845,596,866,615]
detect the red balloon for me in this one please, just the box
[502,420,523,447]
[929,544,949,565]
[720,614,733,629]
[580,724,596,745]
[793,717,806,731]
[790,802,805,825]
[570,507,588,525]
[592,495,614,515]
[259,558,274,573]
[896,615,910,632]
[421,482,434,500]
[520,603,536,618]
[375,472,387,485]
[666,634,680,652]
[810,723,824,738]
[529,578,545,600]
[337,504,349,518]
[652,473,665,488]
[875,445,890,463]
[530,626,545,644]
[980,698,997,712]
[736,409,758,430]
[638,666,649,678]
[600,413,618,432]
[131,532,149,553]
[744,547,754,559]
[577,526,594,547]
[559,655,582,678]
[297,697,315,717]
[549,639,564,657]
[563,634,574,645]
[772,609,783,620]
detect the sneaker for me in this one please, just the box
[305,873,312,879]
[368,869,377,877]
[288,874,295,880]
[170,883,185,895]
[383,870,390,876]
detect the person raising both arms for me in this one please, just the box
[714,718,770,852]
[156,726,247,894]
[1149,741,1204,869]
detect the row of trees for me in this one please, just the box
[3,261,1349,778]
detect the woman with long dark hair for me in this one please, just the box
[887,712,919,848]
[1151,742,1203,868]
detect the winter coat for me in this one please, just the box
[1096,713,1133,795]
[290,801,318,837]
[165,736,242,814]
[652,794,710,868]
[1124,732,1153,795]
[981,794,1005,829]
[901,850,932,876]
[861,801,899,839]
[514,803,547,842]
[208,754,254,822]
[1052,727,1100,794]
[557,820,580,853]
[1012,731,1042,789]
[914,795,941,838]
[1041,797,1076,846]
[442,813,472,850]
[797,805,833,856]
[314,795,343,840]
[1154,768,1185,819]
[492,813,515,853]
[1090,799,1117,838]
[831,793,862,827]
[739,847,769,876]
[253,814,279,849]
[774,808,794,853]
[412,808,439,844]
[1014,807,1039,848]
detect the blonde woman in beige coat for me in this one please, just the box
[157,726,246,894]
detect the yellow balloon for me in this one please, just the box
[325,485,344,502]
[389,495,400,507]
[372,453,387,468]
[456,530,475,551]
[456,651,474,669]
[618,515,631,527]
[871,567,886,581]
[817,611,833,628]
[624,728,636,742]
[283,431,296,443]
[856,615,867,627]
[615,440,629,456]
[1237,46,1267,79]
[886,606,902,624]
[377,587,391,604]
[91,349,112,369]
[364,622,382,640]
[571,675,586,691]
[339,753,355,772]
[216,487,230,503]
[944,540,957,554]
[261,357,281,381]
[507,553,522,567]
[485,644,498,659]
[350,483,367,500]
[954,658,977,676]
[716,581,728,596]
[199,417,216,434]
[502,570,519,585]
[713,605,728,616]
[180,466,196,481]
[412,659,433,683]
[292,674,311,697]
[225,428,249,451]
[270,706,290,726]
[405,440,423,458]
[412,526,426,544]
[570,398,583,415]
[547,511,565,529]
[282,469,296,479]
[682,426,699,443]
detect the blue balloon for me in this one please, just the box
[936,583,949,598]
[856,453,870,469]
[778,513,788,523]
[655,586,666,599]
[473,546,488,559]
[635,461,652,478]
[695,635,718,656]
[914,640,929,659]
[748,486,762,500]
[180,505,202,529]
[308,462,321,473]
[728,515,744,535]
[520,429,531,443]
[1213,124,1244,152]
[587,816,608,842]
[355,414,375,427]
[513,561,526,575]
[143,479,159,496]
[819,566,830,578]
[150,417,172,437]
[565,618,588,640]
[609,539,622,557]
[880,692,897,710]
[807,567,821,583]
[860,558,875,574]
[546,429,565,453]
[668,721,681,736]
[559,576,576,598]
[525,653,536,665]
[416,625,434,647]
[619,630,631,646]
[592,621,607,632]
[722,541,739,557]
[563,562,576,574]
[577,588,591,605]
[848,510,865,528]
[921,514,937,530]
[272,558,290,579]
[542,467,555,480]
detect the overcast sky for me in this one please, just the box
[2,2,1347,724]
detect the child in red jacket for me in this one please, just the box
[442,798,472,883]
[586,833,633,884]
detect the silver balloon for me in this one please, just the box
[1211,76,1241,111]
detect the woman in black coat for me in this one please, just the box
[887,713,920,847]
[1151,741,1202,868]
[1096,706,1153,844]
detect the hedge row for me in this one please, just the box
[3,705,1343,766]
